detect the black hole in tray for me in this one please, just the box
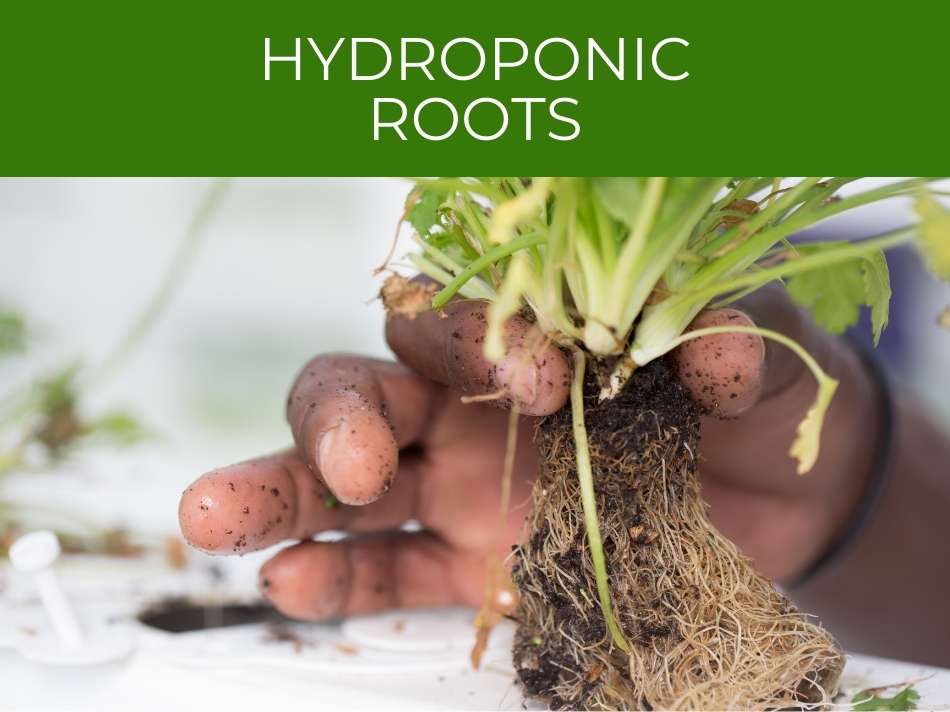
[138,596,291,633]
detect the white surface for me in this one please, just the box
[2,554,950,712]
[3,607,949,712]
[342,607,513,654]
[15,625,135,667]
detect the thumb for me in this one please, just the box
[385,299,571,416]
[673,284,818,417]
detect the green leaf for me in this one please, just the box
[406,187,445,236]
[786,252,864,334]
[31,367,83,454]
[591,177,706,233]
[915,193,950,279]
[426,222,480,261]
[39,366,80,414]
[652,178,707,233]
[862,250,892,345]
[852,685,920,711]
[84,411,149,448]
[591,177,645,226]
[0,309,27,356]
[785,244,891,342]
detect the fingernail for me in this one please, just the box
[317,423,341,487]
[498,355,538,406]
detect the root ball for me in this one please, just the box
[512,358,843,710]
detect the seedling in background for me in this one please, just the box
[0,180,229,556]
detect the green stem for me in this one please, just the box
[627,224,916,371]
[431,233,542,309]
[602,177,666,326]
[455,194,489,240]
[408,253,494,301]
[412,233,470,278]
[665,325,839,473]
[694,178,822,268]
[694,178,930,280]
[683,226,915,306]
[666,325,828,383]
[87,179,230,387]
[570,349,630,653]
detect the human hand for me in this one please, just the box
[178,288,874,620]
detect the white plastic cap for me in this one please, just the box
[9,530,61,572]
[9,529,137,664]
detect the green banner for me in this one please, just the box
[1,1,947,175]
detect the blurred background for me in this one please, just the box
[0,178,948,583]
[0,179,409,584]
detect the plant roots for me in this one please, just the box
[511,358,844,710]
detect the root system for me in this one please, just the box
[511,358,844,710]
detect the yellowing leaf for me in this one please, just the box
[667,324,841,477]
[862,250,892,345]
[915,193,950,279]
[788,375,838,474]
[488,178,552,244]
[485,252,533,361]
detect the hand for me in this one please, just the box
[178,287,875,620]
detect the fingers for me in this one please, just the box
[258,534,482,621]
[674,285,823,417]
[385,300,570,416]
[286,355,437,505]
[690,286,875,506]
[674,309,765,417]
[730,283,823,400]
[179,450,422,555]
